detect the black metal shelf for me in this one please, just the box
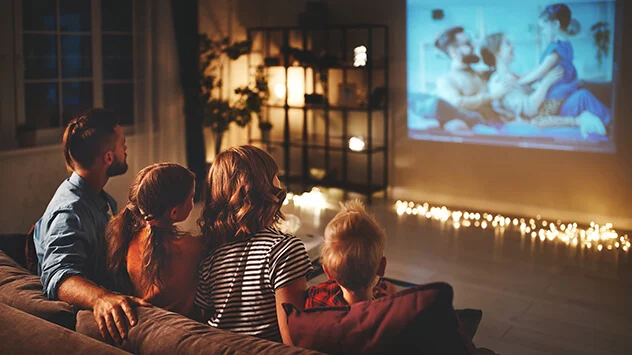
[263,103,387,112]
[251,64,387,70]
[250,138,386,154]
[247,24,389,201]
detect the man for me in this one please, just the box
[434,27,512,128]
[34,108,149,344]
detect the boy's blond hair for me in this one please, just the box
[320,200,386,291]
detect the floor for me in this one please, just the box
[181,193,632,355]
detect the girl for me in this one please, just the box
[194,145,313,345]
[518,3,611,127]
[106,163,206,318]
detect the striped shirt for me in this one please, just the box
[195,226,313,342]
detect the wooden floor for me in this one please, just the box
[182,196,632,355]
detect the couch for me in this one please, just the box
[1,233,487,354]
[0,235,321,355]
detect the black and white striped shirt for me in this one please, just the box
[195,226,313,342]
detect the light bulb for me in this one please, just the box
[348,136,366,152]
[353,45,367,67]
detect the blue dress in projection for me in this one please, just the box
[541,40,611,126]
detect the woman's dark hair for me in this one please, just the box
[106,163,195,294]
[480,33,504,69]
[198,145,286,249]
[62,108,120,170]
[540,3,576,34]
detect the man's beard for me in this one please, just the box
[462,54,480,64]
[107,155,128,177]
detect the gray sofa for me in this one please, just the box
[0,243,321,355]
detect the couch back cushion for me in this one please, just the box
[0,250,75,329]
[76,306,323,355]
[0,302,126,355]
[284,282,470,355]
[0,233,27,268]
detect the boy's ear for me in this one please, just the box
[322,265,335,281]
[377,256,387,277]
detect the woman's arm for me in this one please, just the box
[522,66,564,117]
[275,277,308,345]
[517,53,560,86]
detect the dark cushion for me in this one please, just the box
[283,282,470,355]
[0,302,126,355]
[0,250,76,329]
[456,308,483,343]
[0,233,27,268]
[25,224,40,274]
[76,306,323,355]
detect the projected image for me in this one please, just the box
[407,1,617,153]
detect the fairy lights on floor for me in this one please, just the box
[395,200,631,253]
[284,187,328,210]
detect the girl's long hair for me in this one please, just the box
[106,163,195,294]
[198,145,286,248]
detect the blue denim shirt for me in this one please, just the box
[34,172,117,300]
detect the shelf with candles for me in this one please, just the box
[246,24,389,201]
[394,200,631,253]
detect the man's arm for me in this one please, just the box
[39,210,149,343]
[58,276,150,343]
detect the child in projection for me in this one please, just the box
[517,3,611,128]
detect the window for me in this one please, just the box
[16,0,134,133]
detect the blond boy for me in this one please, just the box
[305,200,397,308]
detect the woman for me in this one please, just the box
[195,145,313,345]
[106,163,206,318]
[480,32,607,138]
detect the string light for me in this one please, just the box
[394,200,630,254]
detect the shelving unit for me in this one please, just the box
[247,24,389,201]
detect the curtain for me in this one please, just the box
[131,0,188,171]
[171,0,208,201]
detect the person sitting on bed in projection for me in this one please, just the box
[516,3,611,130]
[433,26,514,132]
[480,32,606,138]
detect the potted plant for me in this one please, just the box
[199,34,254,156]
[233,64,272,142]
[16,123,36,148]
[591,22,610,69]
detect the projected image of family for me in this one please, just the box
[407,1,617,153]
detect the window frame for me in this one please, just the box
[12,0,136,147]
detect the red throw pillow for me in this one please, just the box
[283,282,470,355]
